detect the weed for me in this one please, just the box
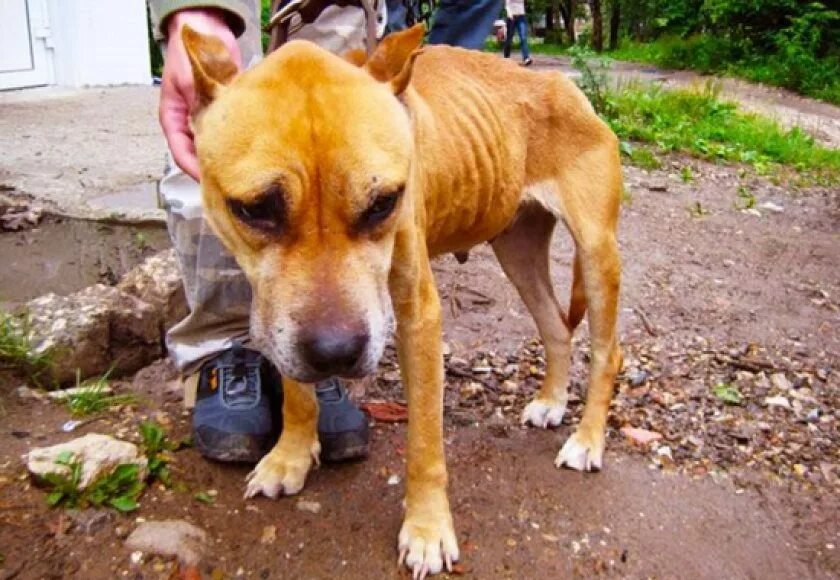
[65,369,136,417]
[569,46,615,119]
[680,166,694,183]
[713,382,743,405]
[194,491,215,504]
[621,188,634,205]
[133,232,149,251]
[735,186,757,210]
[42,451,144,512]
[688,201,710,218]
[0,310,52,385]
[139,421,178,487]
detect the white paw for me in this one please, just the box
[398,512,459,579]
[521,398,567,429]
[243,441,320,499]
[554,430,604,471]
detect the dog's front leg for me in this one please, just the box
[244,378,320,498]
[390,230,458,578]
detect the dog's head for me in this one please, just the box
[182,25,425,383]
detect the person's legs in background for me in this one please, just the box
[503,15,515,58]
[515,14,531,64]
[427,0,503,50]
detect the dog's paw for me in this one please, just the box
[554,428,605,471]
[398,507,459,579]
[244,440,320,499]
[521,398,567,429]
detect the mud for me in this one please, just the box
[0,216,169,309]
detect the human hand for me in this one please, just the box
[160,9,242,180]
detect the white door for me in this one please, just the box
[0,0,51,90]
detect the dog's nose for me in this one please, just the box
[301,329,369,375]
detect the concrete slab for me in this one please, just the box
[0,85,166,222]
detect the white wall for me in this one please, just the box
[48,0,151,87]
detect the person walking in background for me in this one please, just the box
[503,0,532,66]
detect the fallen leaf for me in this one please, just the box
[361,401,408,422]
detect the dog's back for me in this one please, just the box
[404,45,618,256]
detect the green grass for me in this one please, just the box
[65,369,137,417]
[606,37,840,106]
[42,451,144,512]
[0,310,53,385]
[604,82,840,184]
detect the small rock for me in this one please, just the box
[387,474,401,486]
[770,373,791,391]
[47,384,114,401]
[806,408,820,423]
[25,433,148,488]
[260,525,276,545]
[460,382,484,398]
[628,369,649,387]
[643,180,668,192]
[68,509,113,535]
[759,201,784,213]
[764,395,791,410]
[125,520,207,565]
[620,427,663,446]
[500,380,519,394]
[296,500,321,514]
[743,208,762,218]
[722,259,735,268]
[16,385,46,400]
[130,551,144,565]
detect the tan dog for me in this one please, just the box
[183,24,622,578]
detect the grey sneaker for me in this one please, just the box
[193,343,281,463]
[315,378,370,462]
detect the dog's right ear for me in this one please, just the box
[181,25,238,110]
[363,24,425,95]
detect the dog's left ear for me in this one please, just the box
[181,24,238,110]
[363,24,425,95]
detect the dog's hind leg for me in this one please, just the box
[492,201,574,429]
[244,378,320,498]
[553,143,623,472]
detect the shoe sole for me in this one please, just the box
[195,430,275,463]
[319,430,370,462]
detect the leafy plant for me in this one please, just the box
[194,491,215,505]
[42,452,144,512]
[0,310,53,385]
[569,45,615,118]
[65,369,136,417]
[713,382,743,405]
[139,421,177,487]
[680,166,695,183]
[734,186,757,210]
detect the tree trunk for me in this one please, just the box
[609,0,620,50]
[590,0,603,52]
[560,0,576,44]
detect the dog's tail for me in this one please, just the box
[567,251,587,331]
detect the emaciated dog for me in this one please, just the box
[182,24,622,578]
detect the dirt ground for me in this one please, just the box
[1,57,839,579]
[1,155,838,579]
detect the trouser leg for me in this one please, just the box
[427,0,503,50]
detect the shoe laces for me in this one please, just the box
[315,378,344,403]
[221,343,260,409]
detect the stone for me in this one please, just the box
[117,249,187,332]
[47,384,114,400]
[759,201,784,213]
[296,500,322,514]
[764,395,792,409]
[25,433,148,488]
[125,520,208,565]
[25,285,162,385]
[620,427,663,446]
[68,508,114,535]
[770,373,792,391]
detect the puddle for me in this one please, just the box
[0,216,171,309]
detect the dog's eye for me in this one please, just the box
[228,191,285,233]
[358,190,402,229]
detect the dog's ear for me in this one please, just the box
[181,24,238,109]
[364,24,425,95]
